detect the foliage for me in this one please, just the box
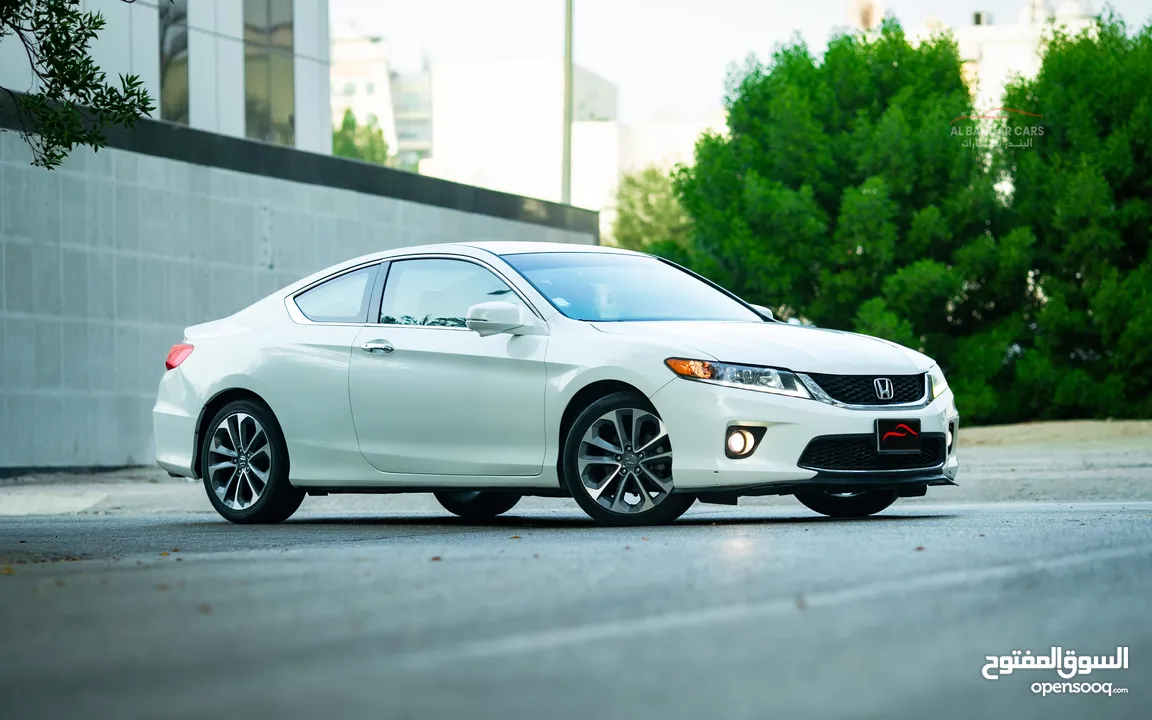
[332,108,390,166]
[996,12,1152,420]
[652,14,1152,424]
[0,0,159,169]
[611,166,696,266]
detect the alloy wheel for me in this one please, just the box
[576,408,674,514]
[207,412,272,510]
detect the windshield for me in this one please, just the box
[502,252,761,322]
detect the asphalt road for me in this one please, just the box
[1,500,1149,719]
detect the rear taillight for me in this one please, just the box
[165,344,194,370]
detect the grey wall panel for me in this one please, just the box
[0,130,597,469]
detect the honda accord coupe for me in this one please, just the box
[153,241,959,526]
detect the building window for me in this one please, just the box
[243,0,295,146]
[158,0,189,124]
[365,82,375,95]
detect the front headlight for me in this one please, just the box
[928,364,949,399]
[664,358,811,399]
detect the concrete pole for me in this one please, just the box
[561,0,574,205]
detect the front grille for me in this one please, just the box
[805,373,925,405]
[798,434,946,472]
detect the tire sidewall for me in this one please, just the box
[433,491,522,518]
[795,489,898,518]
[562,391,694,526]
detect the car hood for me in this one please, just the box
[590,321,931,375]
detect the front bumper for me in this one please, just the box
[649,377,960,492]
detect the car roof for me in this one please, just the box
[277,241,650,299]
[457,241,644,257]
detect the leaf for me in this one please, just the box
[1,566,14,575]
[915,546,925,551]
[159,551,169,557]
[1,0,158,169]
[430,556,442,562]
[509,535,521,540]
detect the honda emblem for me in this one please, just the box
[874,377,895,400]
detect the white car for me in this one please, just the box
[154,242,959,526]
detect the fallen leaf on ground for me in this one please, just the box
[159,552,170,557]
[510,535,521,540]
[624,546,631,550]
[171,548,179,553]
[915,546,925,551]
[197,603,213,614]
[1,566,13,575]
[430,556,442,562]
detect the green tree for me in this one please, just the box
[0,0,160,169]
[332,108,390,165]
[611,166,695,265]
[672,19,1029,420]
[996,13,1152,420]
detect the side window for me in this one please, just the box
[379,259,522,327]
[294,265,376,322]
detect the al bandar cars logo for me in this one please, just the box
[881,423,918,443]
[951,107,1045,149]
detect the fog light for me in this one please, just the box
[726,429,751,455]
[726,427,765,459]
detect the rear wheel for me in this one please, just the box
[562,391,695,527]
[795,489,898,518]
[200,400,304,524]
[434,491,521,518]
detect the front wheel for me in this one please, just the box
[795,489,898,518]
[562,391,695,527]
[434,491,522,519]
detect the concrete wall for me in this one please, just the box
[0,127,596,470]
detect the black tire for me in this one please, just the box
[795,489,898,518]
[200,399,304,524]
[562,391,695,527]
[434,491,522,518]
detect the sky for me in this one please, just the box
[329,0,1152,124]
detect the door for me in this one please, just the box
[348,258,549,477]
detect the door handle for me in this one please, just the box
[361,340,394,354]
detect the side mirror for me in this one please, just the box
[466,301,547,337]
[750,304,775,321]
